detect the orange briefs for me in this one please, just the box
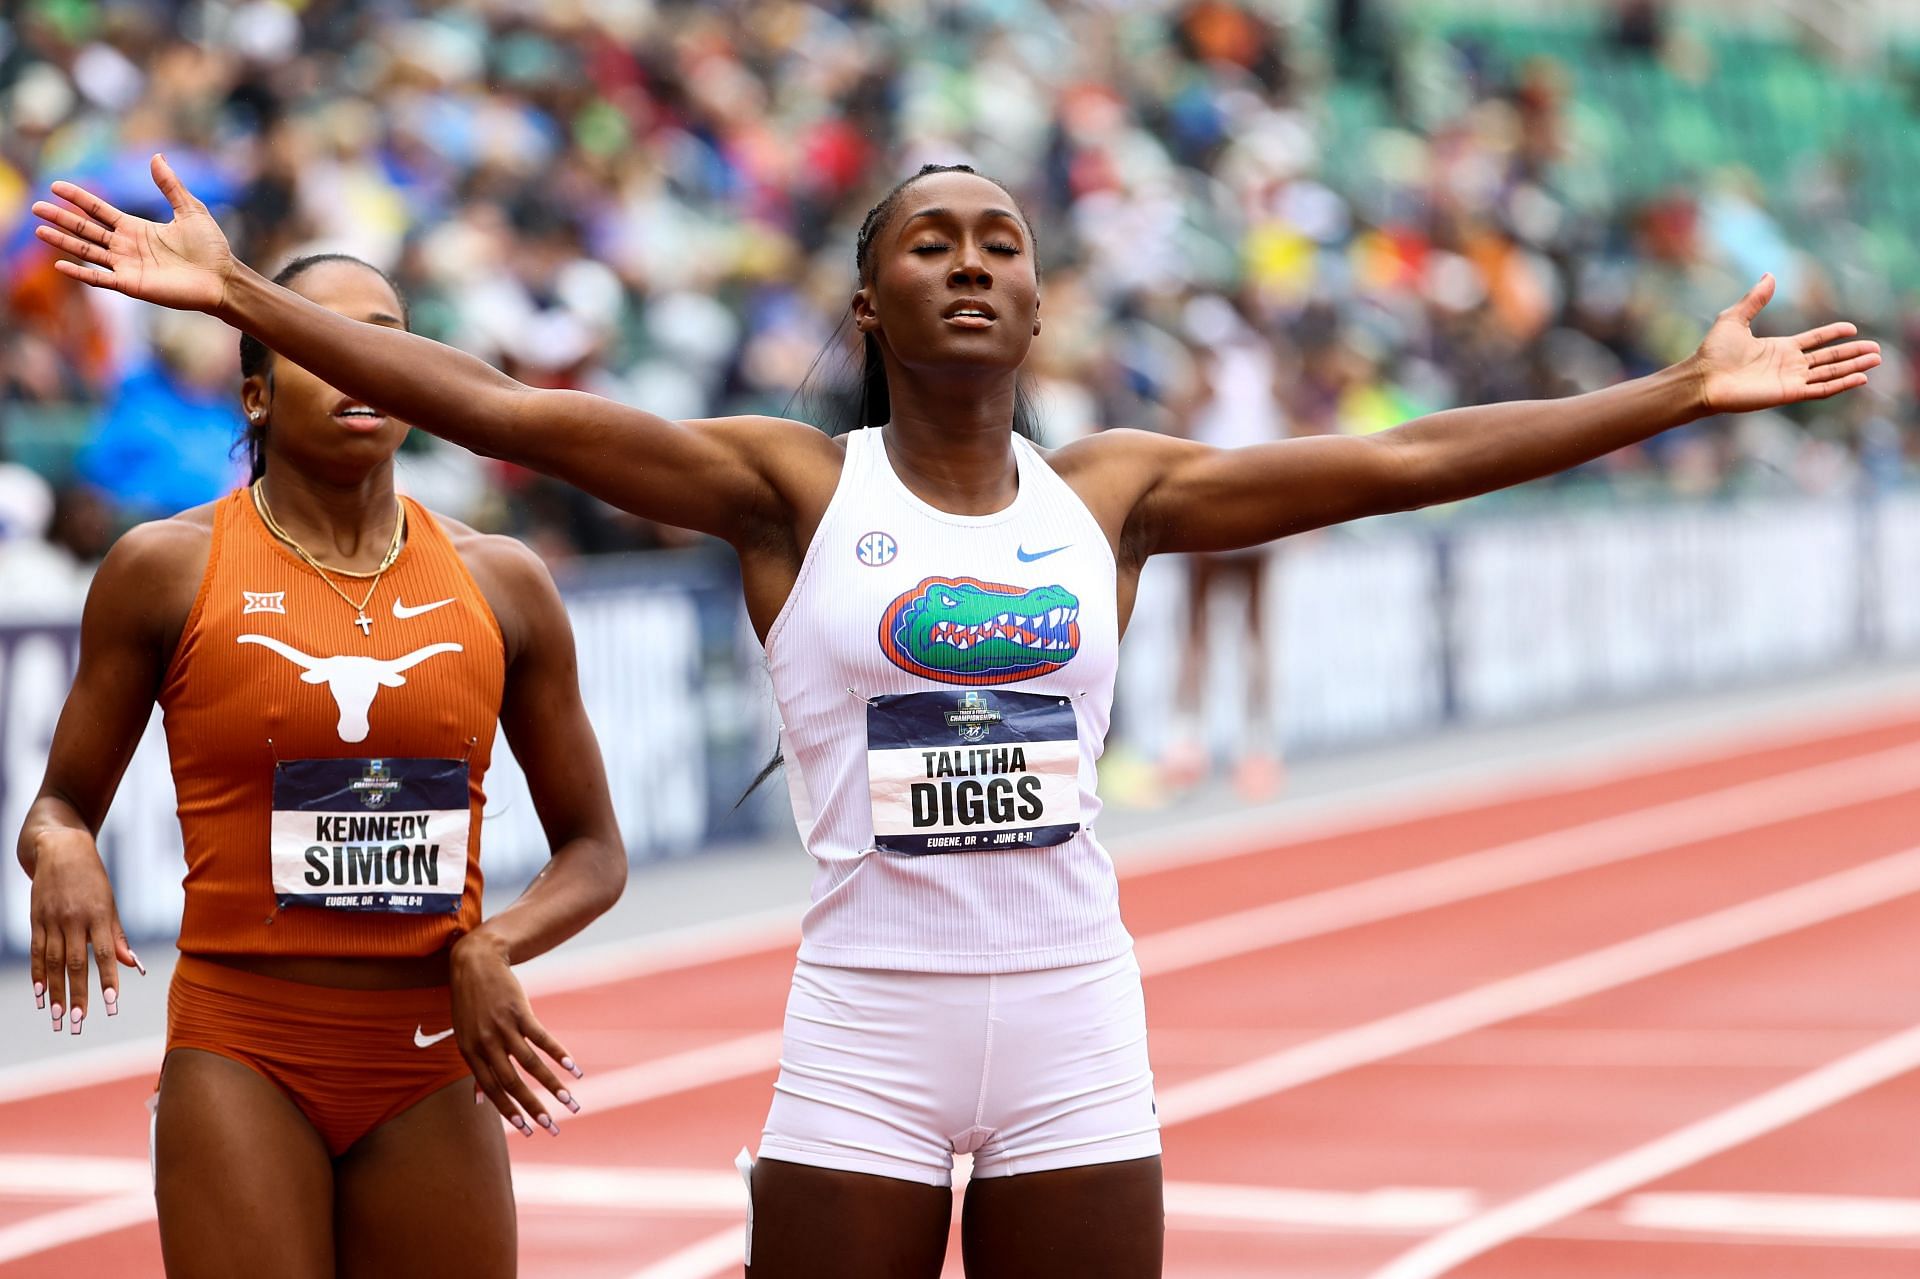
[165,955,471,1157]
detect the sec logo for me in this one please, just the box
[855,531,898,567]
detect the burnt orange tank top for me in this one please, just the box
[160,489,505,957]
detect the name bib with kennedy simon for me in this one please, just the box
[270,757,470,913]
[867,690,1082,855]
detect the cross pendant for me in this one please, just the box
[354,612,373,636]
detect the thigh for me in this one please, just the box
[748,1156,951,1279]
[960,1155,1164,1279]
[334,1076,515,1279]
[155,1048,335,1279]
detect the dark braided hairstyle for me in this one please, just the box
[235,253,411,481]
[786,163,1043,438]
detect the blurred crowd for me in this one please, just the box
[1,0,1916,610]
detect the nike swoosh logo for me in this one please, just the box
[392,597,455,620]
[1016,545,1070,562]
[414,1025,456,1049]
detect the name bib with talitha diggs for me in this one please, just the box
[270,757,470,913]
[867,690,1082,855]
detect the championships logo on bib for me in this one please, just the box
[877,576,1080,685]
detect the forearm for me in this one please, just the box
[1384,359,1709,510]
[460,837,627,966]
[215,263,534,458]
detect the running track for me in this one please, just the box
[5,700,1920,1277]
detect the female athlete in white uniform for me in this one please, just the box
[34,156,1879,1277]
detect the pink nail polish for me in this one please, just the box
[50,1003,62,1031]
[104,989,118,1015]
[538,1114,558,1135]
[475,1088,485,1106]
[562,1057,582,1078]
[132,954,147,977]
[32,982,44,998]
[557,1089,578,1112]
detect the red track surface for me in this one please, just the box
[5,704,1920,1277]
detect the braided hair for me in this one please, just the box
[235,254,411,481]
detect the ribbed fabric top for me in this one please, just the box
[765,427,1132,973]
[160,489,503,957]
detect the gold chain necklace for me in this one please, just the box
[251,481,405,636]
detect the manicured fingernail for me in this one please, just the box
[132,953,147,977]
[512,1116,532,1137]
[562,1057,582,1078]
[475,1088,485,1106]
[50,1003,62,1030]
[104,989,118,1014]
[557,1089,579,1113]
[538,1114,559,1135]
[70,1008,83,1035]
[32,981,44,998]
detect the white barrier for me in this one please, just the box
[0,496,1911,952]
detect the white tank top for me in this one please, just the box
[764,426,1132,973]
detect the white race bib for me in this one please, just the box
[270,757,470,914]
[867,690,1081,855]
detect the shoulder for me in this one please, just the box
[424,510,556,597]
[420,510,566,663]
[84,501,221,642]
[683,414,846,483]
[95,502,218,585]
[1040,427,1191,499]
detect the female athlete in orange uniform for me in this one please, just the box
[32,158,1879,1278]
[16,253,624,1278]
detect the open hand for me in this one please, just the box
[29,829,142,1036]
[1693,274,1881,414]
[30,154,235,313]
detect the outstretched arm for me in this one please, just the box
[32,156,805,543]
[1113,276,1880,556]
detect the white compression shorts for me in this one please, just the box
[755,952,1161,1187]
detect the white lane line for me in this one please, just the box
[1155,846,1920,1127]
[0,1038,165,1106]
[577,746,1920,1122]
[1109,702,1920,878]
[1370,1021,1920,1278]
[575,1030,784,1113]
[622,1227,743,1279]
[8,729,1918,1108]
[1164,1183,1475,1230]
[0,1155,1476,1233]
[1621,1191,1920,1240]
[0,1191,154,1263]
[1136,737,1920,975]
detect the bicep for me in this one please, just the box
[495,556,620,852]
[1130,433,1414,555]
[507,394,795,543]
[37,552,175,829]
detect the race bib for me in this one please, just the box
[868,690,1082,855]
[270,758,470,914]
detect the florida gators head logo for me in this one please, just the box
[878,577,1080,685]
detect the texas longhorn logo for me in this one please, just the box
[238,635,463,743]
[877,576,1080,686]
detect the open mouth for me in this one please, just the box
[332,402,388,432]
[942,299,998,329]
